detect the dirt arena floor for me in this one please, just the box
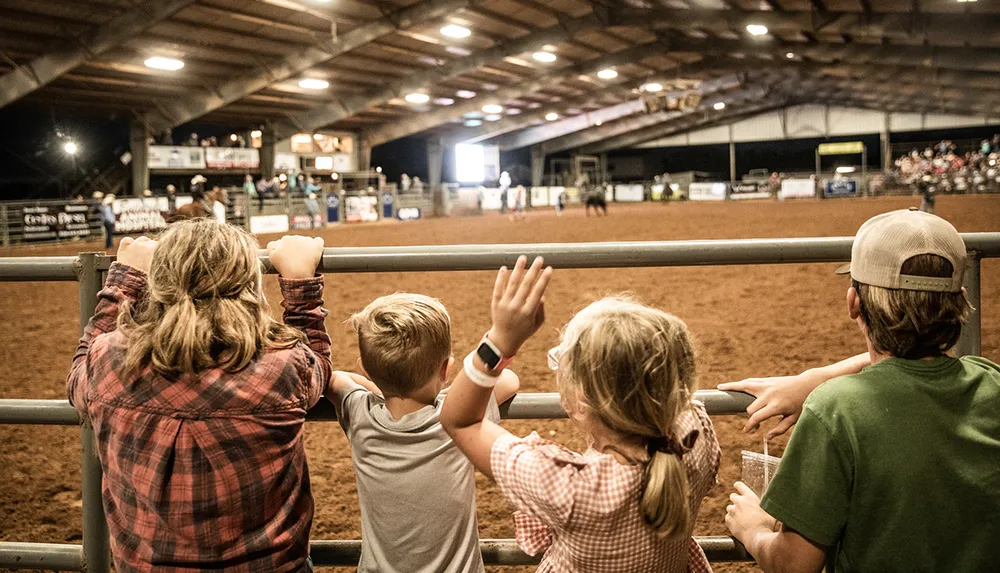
[1,195,998,573]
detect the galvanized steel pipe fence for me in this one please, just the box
[1,233,998,571]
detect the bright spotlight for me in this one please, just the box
[786,52,795,59]
[545,112,559,121]
[836,166,857,174]
[250,130,262,138]
[298,78,330,90]
[376,166,383,173]
[713,102,726,110]
[63,141,78,155]
[440,24,471,38]
[331,172,340,181]
[230,134,238,142]
[746,24,769,36]
[464,119,483,127]
[405,93,431,104]
[313,133,323,140]
[456,90,477,99]
[597,69,618,80]
[144,57,184,71]
[532,51,557,63]
[642,82,663,92]
[482,104,503,114]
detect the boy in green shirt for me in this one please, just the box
[723,209,1000,573]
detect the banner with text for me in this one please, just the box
[729,182,771,200]
[688,182,728,201]
[205,148,260,169]
[21,203,92,242]
[823,179,859,198]
[779,179,817,200]
[149,146,206,170]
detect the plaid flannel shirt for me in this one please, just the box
[67,262,332,573]
[491,401,720,573]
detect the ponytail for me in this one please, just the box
[640,430,699,539]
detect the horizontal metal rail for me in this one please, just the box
[0,542,83,571]
[1,233,998,280]
[0,390,754,425]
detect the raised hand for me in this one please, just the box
[487,255,553,357]
[117,236,158,273]
[266,235,325,279]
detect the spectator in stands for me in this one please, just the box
[411,176,424,193]
[326,293,519,573]
[67,227,329,573]
[304,176,322,196]
[100,194,115,249]
[165,184,177,214]
[400,173,411,192]
[190,174,206,197]
[305,192,320,228]
[188,132,199,147]
[440,258,720,572]
[724,210,1000,573]
[209,186,227,224]
[255,177,269,212]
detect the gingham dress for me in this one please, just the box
[491,402,720,573]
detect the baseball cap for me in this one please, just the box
[835,209,966,292]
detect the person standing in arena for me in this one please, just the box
[724,210,1000,573]
[442,256,721,572]
[509,185,527,221]
[66,222,330,573]
[100,194,116,249]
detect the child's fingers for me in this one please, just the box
[525,266,553,309]
[492,266,508,305]
[119,237,135,249]
[514,256,545,302]
[768,414,797,439]
[503,255,528,300]
[266,240,278,254]
[743,403,778,433]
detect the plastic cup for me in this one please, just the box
[741,450,781,497]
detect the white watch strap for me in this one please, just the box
[464,352,499,389]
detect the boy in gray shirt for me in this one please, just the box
[328,293,519,573]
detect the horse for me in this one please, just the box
[173,187,228,222]
[584,188,607,216]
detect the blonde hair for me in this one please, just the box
[350,293,451,397]
[118,219,304,377]
[557,296,698,540]
[855,254,970,359]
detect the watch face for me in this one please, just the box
[477,341,501,369]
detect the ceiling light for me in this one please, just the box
[836,166,857,173]
[63,141,78,155]
[250,130,262,138]
[228,134,237,142]
[464,111,483,119]
[292,134,312,143]
[506,108,521,115]
[440,24,471,38]
[482,104,503,114]
[484,114,502,121]
[331,172,339,181]
[313,133,323,140]
[532,51,557,63]
[376,166,382,173]
[144,57,184,71]
[786,52,795,59]
[595,120,602,126]
[713,102,726,110]
[527,102,542,109]
[456,90,477,99]
[746,24,769,36]
[298,78,330,90]
[433,97,455,106]
[545,112,559,121]
[642,82,663,92]
[597,69,618,80]
[405,92,430,104]
[446,46,472,56]
[464,119,483,127]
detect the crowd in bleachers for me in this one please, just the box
[892,135,1000,192]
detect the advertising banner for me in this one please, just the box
[205,148,260,169]
[651,184,666,201]
[290,215,321,229]
[530,187,549,207]
[21,203,92,242]
[113,197,171,234]
[275,153,298,171]
[149,146,206,170]
[250,215,290,234]
[730,182,771,200]
[381,191,395,219]
[689,182,728,201]
[614,184,645,202]
[779,179,817,199]
[397,207,422,221]
[823,178,859,198]
[346,196,378,222]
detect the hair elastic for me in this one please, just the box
[647,429,699,458]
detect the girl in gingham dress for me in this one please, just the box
[442,256,721,572]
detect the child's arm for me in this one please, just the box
[726,483,827,573]
[718,353,870,438]
[441,256,552,478]
[268,235,331,407]
[67,237,155,412]
[493,369,520,405]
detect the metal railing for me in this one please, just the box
[1,234,998,571]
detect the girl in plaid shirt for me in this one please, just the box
[66,220,330,573]
[442,256,720,572]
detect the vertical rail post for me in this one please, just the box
[77,253,110,573]
[1,204,9,246]
[955,252,981,357]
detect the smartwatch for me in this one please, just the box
[476,334,514,372]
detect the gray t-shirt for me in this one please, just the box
[334,381,501,573]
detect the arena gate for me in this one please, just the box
[1,234,998,570]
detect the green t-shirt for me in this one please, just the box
[761,356,1000,573]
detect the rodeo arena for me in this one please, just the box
[2,0,1000,572]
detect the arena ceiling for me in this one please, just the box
[1,0,999,154]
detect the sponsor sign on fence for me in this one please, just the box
[689,182,728,201]
[614,184,645,202]
[205,148,260,169]
[149,146,206,170]
[824,178,859,197]
[113,197,170,234]
[290,215,321,229]
[779,179,817,199]
[326,194,341,223]
[22,203,92,241]
[730,182,771,200]
[397,207,421,221]
[346,196,378,222]
[530,187,549,207]
[250,215,290,234]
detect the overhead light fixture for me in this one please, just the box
[545,112,559,121]
[456,90,477,99]
[595,120,602,126]
[63,141,78,155]
[484,114,502,121]
[230,134,238,142]
[786,52,795,59]
[445,46,472,56]
[746,24,769,36]
[464,119,483,127]
[464,111,484,119]
[482,104,503,114]
[713,102,726,110]
[292,134,312,144]
[527,102,542,109]
[331,172,340,181]
[642,82,663,92]
[299,78,330,90]
[597,68,618,80]
[433,97,455,106]
[376,166,382,173]
[836,166,857,173]
[440,24,471,38]
[279,173,287,182]
[313,133,323,140]
[532,51,557,63]
[506,108,521,115]
[957,0,977,3]
[144,56,184,71]
[405,92,430,104]
[250,130,262,138]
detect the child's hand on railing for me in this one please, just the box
[117,236,158,273]
[267,235,325,279]
[487,255,553,357]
